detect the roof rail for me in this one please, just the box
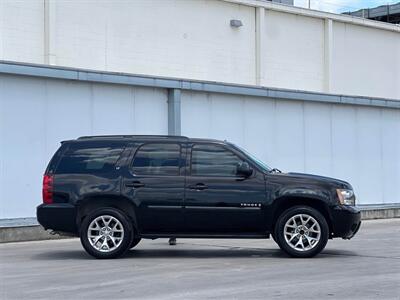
[77,135,189,140]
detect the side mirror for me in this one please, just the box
[236,161,253,177]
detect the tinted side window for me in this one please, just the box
[56,142,125,174]
[132,143,181,176]
[191,144,241,177]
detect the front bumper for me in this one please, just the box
[330,205,361,239]
[37,203,78,234]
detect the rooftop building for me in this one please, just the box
[343,2,400,24]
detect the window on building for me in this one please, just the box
[132,143,181,176]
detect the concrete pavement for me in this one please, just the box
[0,219,399,299]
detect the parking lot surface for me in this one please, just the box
[1,218,399,300]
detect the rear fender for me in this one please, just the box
[76,196,138,232]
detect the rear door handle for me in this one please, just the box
[125,181,145,188]
[188,183,208,191]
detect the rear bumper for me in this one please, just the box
[330,205,361,239]
[36,203,78,234]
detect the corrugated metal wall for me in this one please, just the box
[1,75,399,218]
[0,75,168,218]
[181,91,400,206]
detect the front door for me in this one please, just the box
[184,143,267,234]
[122,142,185,234]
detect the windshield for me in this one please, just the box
[229,143,272,172]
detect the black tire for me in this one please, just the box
[271,233,277,243]
[130,238,141,249]
[274,206,329,258]
[80,208,133,259]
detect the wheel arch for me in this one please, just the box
[270,196,333,235]
[76,195,138,232]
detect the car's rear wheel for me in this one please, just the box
[80,208,133,259]
[274,206,329,258]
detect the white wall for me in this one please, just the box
[0,0,398,99]
[263,10,325,92]
[0,75,168,218]
[0,74,399,218]
[52,0,256,85]
[0,0,45,64]
[331,22,400,99]
[0,0,399,218]
[181,91,400,206]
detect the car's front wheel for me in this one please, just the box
[80,208,133,259]
[274,206,329,258]
[130,238,141,249]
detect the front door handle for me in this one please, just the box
[188,183,208,191]
[125,181,145,188]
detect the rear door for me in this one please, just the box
[122,142,186,234]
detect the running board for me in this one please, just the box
[139,233,270,239]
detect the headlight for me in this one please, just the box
[336,189,355,206]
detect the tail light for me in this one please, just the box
[42,175,54,204]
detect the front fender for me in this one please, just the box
[264,186,334,232]
[274,186,332,203]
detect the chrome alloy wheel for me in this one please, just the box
[284,214,321,252]
[87,215,125,253]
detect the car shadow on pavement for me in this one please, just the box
[31,247,360,261]
[31,248,288,260]
[125,248,288,259]
[124,248,360,259]
[33,250,91,260]
[320,249,364,258]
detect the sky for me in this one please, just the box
[293,0,400,13]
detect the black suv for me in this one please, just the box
[37,135,361,259]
